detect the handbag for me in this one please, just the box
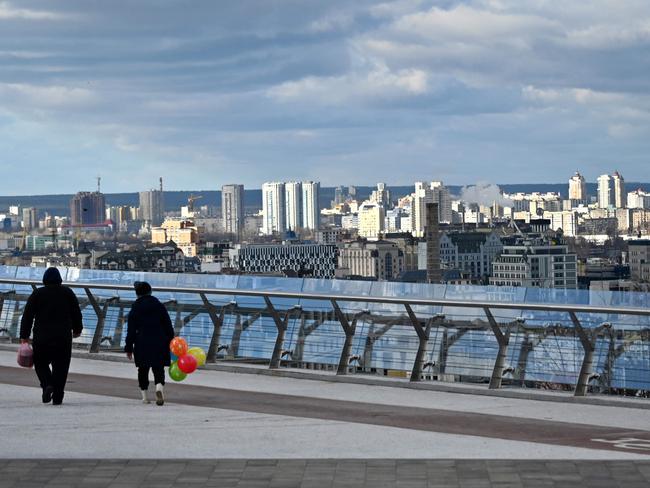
[17,343,34,368]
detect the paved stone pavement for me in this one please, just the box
[2,459,650,488]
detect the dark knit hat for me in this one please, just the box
[134,281,152,297]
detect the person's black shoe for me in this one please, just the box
[52,400,63,406]
[42,386,53,404]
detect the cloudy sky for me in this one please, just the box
[1,0,649,194]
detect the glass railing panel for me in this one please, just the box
[441,330,498,379]
[610,339,650,391]
[361,320,418,372]
[296,319,344,366]
[174,310,213,351]
[522,333,582,386]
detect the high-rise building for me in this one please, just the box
[370,183,391,208]
[628,189,650,209]
[431,181,452,223]
[262,182,286,235]
[333,186,344,206]
[568,172,586,200]
[139,189,165,225]
[22,207,37,231]
[612,171,625,208]
[106,205,132,228]
[301,181,320,231]
[412,181,452,236]
[597,174,612,209]
[221,184,244,238]
[285,182,302,232]
[412,182,432,237]
[358,201,385,239]
[70,192,105,226]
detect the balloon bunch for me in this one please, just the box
[168,337,206,382]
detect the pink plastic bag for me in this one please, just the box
[17,343,34,368]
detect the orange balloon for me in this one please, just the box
[170,337,188,357]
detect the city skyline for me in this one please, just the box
[1,1,649,194]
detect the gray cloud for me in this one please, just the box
[0,0,649,195]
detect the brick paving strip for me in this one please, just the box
[1,459,650,488]
[2,365,650,455]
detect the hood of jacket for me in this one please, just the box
[42,267,63,286]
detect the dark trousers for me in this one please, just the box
[32,339,72,403]
[138,366,165,390]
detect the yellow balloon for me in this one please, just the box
[187,347,207,367]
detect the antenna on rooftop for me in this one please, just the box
[97,176,101,193]
[159,177,163,192]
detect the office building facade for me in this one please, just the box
[228,242,337,278]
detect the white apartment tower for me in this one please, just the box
[597,174,612,209]
[221,184,244,237]
[568,172,586,200]
[612,171,626,209]
[285,182,302,231]
[262,182,286,235]
[628,189,650,209]
[301,181,320,231]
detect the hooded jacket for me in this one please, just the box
[124,294,174,368]
[20,268,83,343]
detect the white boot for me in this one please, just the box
[140,389,151,404]
[155,384,164,406]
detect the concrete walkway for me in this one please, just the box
[3,350,650,486]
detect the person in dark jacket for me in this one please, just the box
[20,267,83,405]
[124,281,174,406]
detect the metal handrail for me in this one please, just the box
[1,277,648,316]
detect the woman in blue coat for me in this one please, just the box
[124,281,174,405]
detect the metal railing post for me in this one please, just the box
[201,293,231,363]
[0,291,15,338]
[332,299,364,375]
[294,314,325,362]
[85,288,118,353]
[405,304,437,382]
[485,307,510,390]
[570,312,611,397]
[265,297,300,369]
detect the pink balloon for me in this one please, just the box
[177,354,198,374]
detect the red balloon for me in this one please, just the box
[170,337,188,357]
[177,354,198,374]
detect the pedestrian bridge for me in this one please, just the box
[1,265,650,397]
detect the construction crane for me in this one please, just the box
[187,194,203,212]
